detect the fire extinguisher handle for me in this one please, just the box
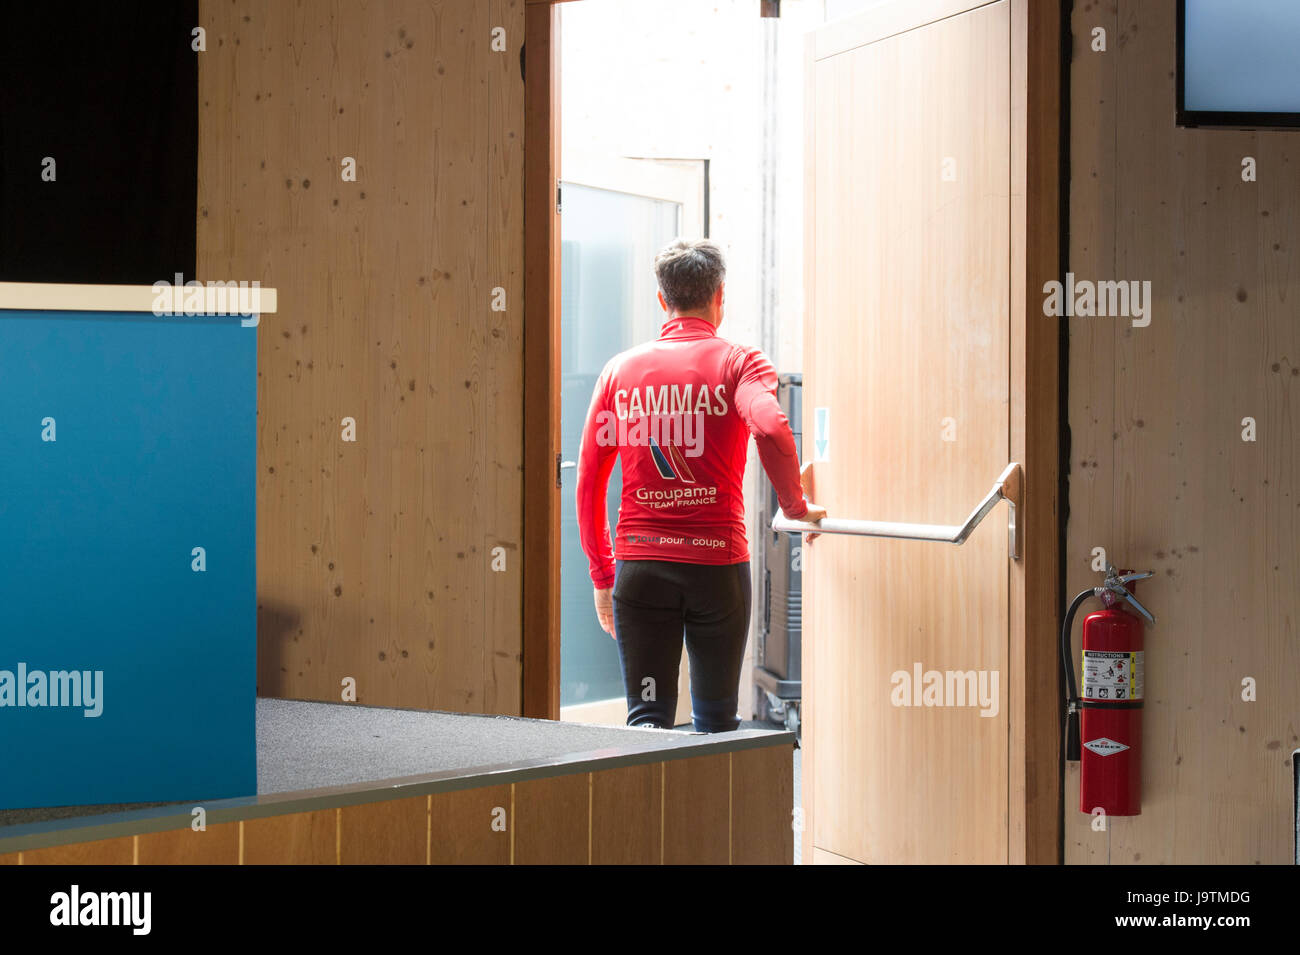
[1114,569,1154,586]
[1119,589,1156,626]
[1066,701,1081,763]
[1102,567,1157,625]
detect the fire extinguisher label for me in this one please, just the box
[1082,737,1130,756]
[1081,650,1144,701]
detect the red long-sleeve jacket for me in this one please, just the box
[576,315,809,588]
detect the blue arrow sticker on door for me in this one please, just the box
[814,406,830,462]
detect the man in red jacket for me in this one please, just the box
[576,238,826,732]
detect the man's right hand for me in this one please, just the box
[594,586,615,638]
[801,501,827,543]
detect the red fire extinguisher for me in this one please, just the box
[1062,565,1155,816]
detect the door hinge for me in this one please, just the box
[556,182,562,214]
[557,454,577,487]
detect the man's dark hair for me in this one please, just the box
[654,239,726,312]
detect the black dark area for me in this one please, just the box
[0,2,198,283]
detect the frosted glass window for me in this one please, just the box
[1183,0,1300,115]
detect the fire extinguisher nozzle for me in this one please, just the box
[1066,707,1081,762]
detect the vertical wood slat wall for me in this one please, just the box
[196,0,526,712]
[522,0,563,718]
[1066,1,1300,864]
[0,749,793,865]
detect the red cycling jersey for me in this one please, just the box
[576,315,809,588]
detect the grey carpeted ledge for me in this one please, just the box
[0,697,793,853]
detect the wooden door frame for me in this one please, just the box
[521,0,1062,865]
[1008,0,1063,866]
[522,0,565,720]
[522,0,697,724]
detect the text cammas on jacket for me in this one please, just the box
[576,316,809,588]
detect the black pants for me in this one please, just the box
[612,558,752,733]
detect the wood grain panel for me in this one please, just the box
[1064,0,1119,867]
[197,0,525,713]
[805,0,1011,864]
[22,837,135,865]
[590,763,660,865]
[429,785,512,864]
[512,773,590,864]
[136,823,240,864]
[800,28,818,867]
[243,810,338,865]
[663,753,730,865]
[811,845,864,864]
[1065,0,1300,865]
[1007,0,1062,866]
[813,0,1001,61]
[341,797,427,865]
[3,751,798,865]
[731,745,794,865]
[484,2,527,715]
[522,0,562,719]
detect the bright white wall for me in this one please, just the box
[825,0,895,21]
[560,0,836,371]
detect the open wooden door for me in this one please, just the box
[800,0,1060,864]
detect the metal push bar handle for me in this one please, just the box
[771,462,1022,560]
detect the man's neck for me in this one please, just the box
[670,312,720,328]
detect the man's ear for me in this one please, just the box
[657,289,668,312]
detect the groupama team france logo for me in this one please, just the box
[649,436,698,484]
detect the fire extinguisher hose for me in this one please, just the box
[1061,586,1095,763]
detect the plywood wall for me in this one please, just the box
[197,0,525,712]
[1067,1,1299,863]
[2,747,792,865]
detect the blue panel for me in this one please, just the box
[0,309,257,808]
[1184,0,1300,113]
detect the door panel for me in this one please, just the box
[804,1,1011,863]
[557,158,704,727]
